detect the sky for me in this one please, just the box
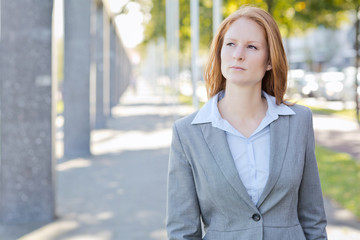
[112,1,144,48]
[53,0,145,49]
[53,0,64,39]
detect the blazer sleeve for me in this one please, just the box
[166,122,202,240]
[297,108,328,240]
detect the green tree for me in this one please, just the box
[142,0,349,55]
[142,0,215,68]
[142,0,166,46]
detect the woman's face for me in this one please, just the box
[220,17,271,89]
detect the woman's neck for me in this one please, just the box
[218,85,267,121]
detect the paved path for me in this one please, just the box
[313,112,360,239]
[313,113,360,161]
[0,79,359,239]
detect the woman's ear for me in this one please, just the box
[266,61,272,71]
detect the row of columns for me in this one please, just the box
[0,0,131,223]
[64,0,131,158]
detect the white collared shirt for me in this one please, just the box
[191,90,295,205]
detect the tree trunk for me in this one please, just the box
[266,0,274,14]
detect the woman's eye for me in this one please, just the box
[226,42,235,47]
[248,45,257,50]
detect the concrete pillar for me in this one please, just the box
[191,0,200,109]
[124,53,131,96]
[116,38,124,101]
[166,0,179,93]
[63,0,91,158]
[110,23,117,109]
[116,40,123,100]
[118,42,131,98]
[115,38,121,102]
[95,2,105,129]
[0,1,55,223]
[103,12,111,118]
[213,0,222,36]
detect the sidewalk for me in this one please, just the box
[0,79,359,239]
[313,113,360,161]
[312,109,360,239]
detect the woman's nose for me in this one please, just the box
[233,46,245,60]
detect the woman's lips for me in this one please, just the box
[230,66,246,70]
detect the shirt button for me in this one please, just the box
[252,213,261,222]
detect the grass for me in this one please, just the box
[316,145,360,219]
[57,100,64,114]
[294,99,358,119]
[179,94,205,108]
[308,105,356,119]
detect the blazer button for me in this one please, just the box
[252,213,261,222]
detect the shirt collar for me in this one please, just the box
[191,90,295,125]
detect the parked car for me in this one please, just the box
[342,66,360,102]
[302,72,320,97]
[287,69,304,98]
[287,69,320,98]
[318,71,345,101]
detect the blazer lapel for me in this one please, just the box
[257,115,290,208]
[199,123,257,211]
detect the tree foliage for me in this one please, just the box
[142,0,166,45]
[140,0,357,69]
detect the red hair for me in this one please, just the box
[204,6,288,105]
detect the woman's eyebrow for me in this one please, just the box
[224,37,263,45]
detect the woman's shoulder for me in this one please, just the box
[173,111,199,130]
[289,104,312,126]
[287,103,312,119]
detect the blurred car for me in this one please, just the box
[287,69,304,98]
[302,72,320,97]
[318,71,345,101]
[287,69,320,98]
[342,66,360,102]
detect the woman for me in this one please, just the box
[166,5,327,240]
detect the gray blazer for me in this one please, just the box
[166,104,327,240]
